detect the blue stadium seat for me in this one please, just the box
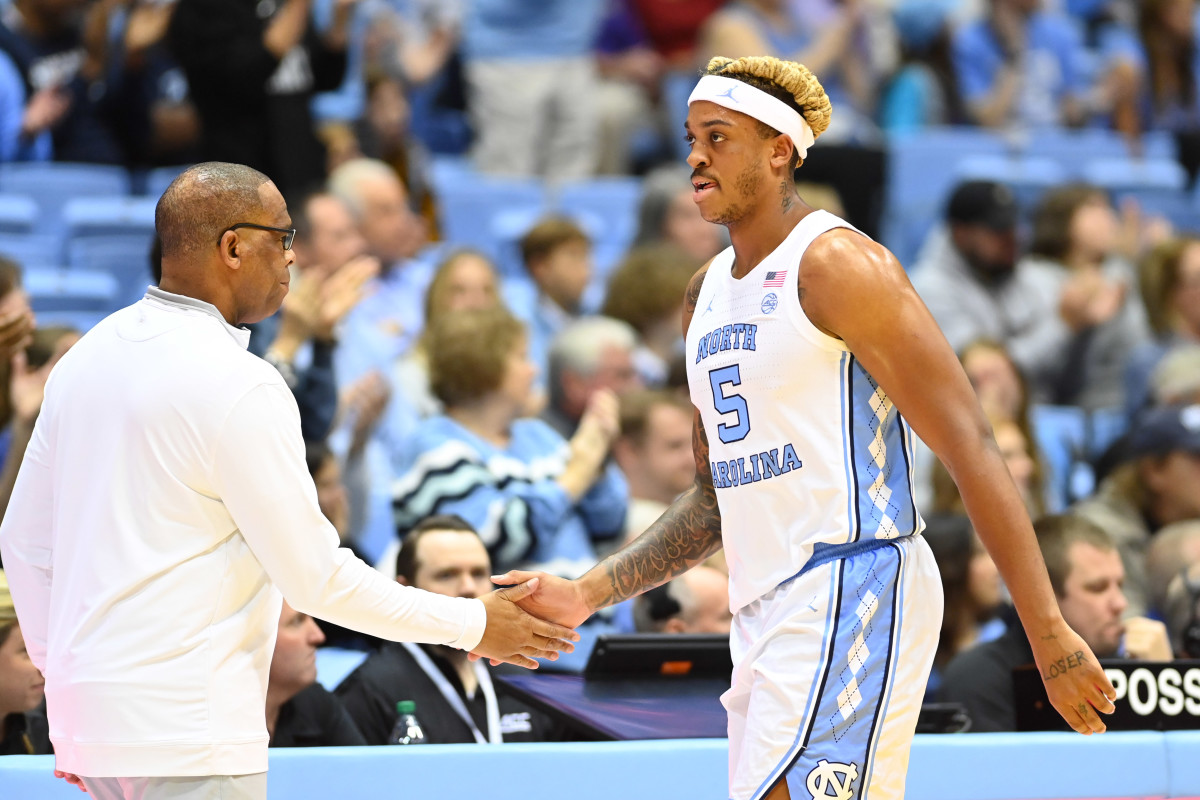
[315,647,368,691]
[555,178,642,238]
[954,154,1069,211]
[1130,191,1200,233]
[68,235,156,307]
[663,69,698,161]
[31,309,107,333]
[436,176,547,269]
[1082,157,1188,208]
[1021,127,1177,176]
[63,197,157,239]
[143,165,189,200]
[0,194,38,235]
[556,176,642,278]
[428,155,474,192]
[488,205,552,277]
[1030,404,1096,512]
[25,267,120,314]
[0,163,131,235]
[884,127,1008,265]
[0,233,61,270]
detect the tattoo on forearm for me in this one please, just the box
[1042,650,1087,681]
[594,414,722,607]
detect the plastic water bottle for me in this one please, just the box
[388,700,427,745]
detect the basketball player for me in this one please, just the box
[494,56,1117,800]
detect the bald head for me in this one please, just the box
[156,162,273,261]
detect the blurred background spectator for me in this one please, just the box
[631,165,726,263]
[612,388,694,541]
[1022,183,1150,410]
[1163,559,1200,658]
[0,569,49,755]
[921,513,1006,703]
[601,243,697,386]
[542,315,641,439]
[511,216,594,387]
[168,0,353,196]
[1128,235,1200,416]
[461,0,607,182]
[394,248,503,420]
[391,308,625,578]
[1073,403,1200,615]
[266,600,366,747]
[631,565,731,635]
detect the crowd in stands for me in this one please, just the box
[5,0,1200,752]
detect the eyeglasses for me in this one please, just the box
[220,223,296,250]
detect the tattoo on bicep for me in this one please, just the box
[595,414,722,607]
[684,266,709,316]
[1042,650,1087,682]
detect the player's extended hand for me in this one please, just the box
[1029,622,1117,735]
[472,578,581,669]
[491,569,594,629]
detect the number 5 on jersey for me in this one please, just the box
[709,364,750,443]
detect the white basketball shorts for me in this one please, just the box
[725,535,942,800]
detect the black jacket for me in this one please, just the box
[335,643,570,745]
[167,0,346,196]
[270,683,366,748]
[937,626,1034,733]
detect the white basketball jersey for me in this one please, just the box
[685,210,923,611]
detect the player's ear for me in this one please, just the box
[769,135,794,171]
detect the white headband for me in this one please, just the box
[688,75,815,160]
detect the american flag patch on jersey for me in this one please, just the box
[763,270,787,287]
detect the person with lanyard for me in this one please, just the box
[336,515,567,745]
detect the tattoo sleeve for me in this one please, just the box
[591,410,723,608]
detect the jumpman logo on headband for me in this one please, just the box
[717,86,738,103]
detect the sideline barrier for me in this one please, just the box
[1,732,1197,799]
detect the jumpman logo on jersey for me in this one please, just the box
[702,297,715,316]
[717,86,739,103]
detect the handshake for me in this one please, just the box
[470,571,596,668]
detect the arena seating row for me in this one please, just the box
[883,127,1190,266]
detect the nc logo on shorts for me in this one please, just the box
[805,759,859,800]
[761,293,778,314]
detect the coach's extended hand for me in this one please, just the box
[472,578,581,669]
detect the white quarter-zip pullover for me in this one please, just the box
[0,289,485,777]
